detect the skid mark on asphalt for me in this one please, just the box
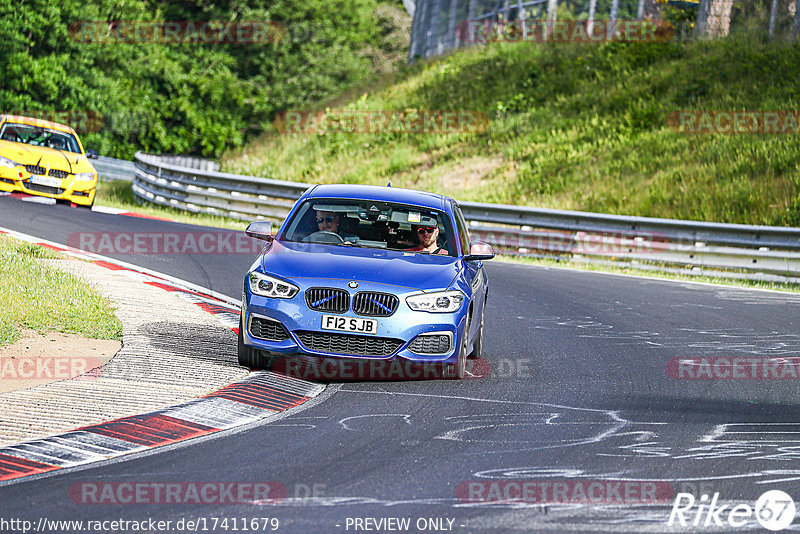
[341,389,800,492]
[338,414,414,431]
[341,390,631,454]
[711,288,800,305]
[523,313,800,355]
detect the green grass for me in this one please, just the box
[221,36,800,227]
[0,236,123,347]
[95,180,248,230]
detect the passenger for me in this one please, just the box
[408,224,448,255]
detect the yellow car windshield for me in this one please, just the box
[0,123,81,154]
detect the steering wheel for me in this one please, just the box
[302,231,345,244]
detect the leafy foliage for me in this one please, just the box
[0,0,409,158]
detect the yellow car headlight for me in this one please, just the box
[0,156,18,169]
[74,172,95,182]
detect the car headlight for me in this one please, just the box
[0,156,18,169]
[248,271,298,299]
[406,290,465,313]
[74,172,95,182]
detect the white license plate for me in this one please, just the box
[321,315,378,334]
[29,175,62,188]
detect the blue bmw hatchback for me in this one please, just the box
[238,184,493,379]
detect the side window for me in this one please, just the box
[453,205,470,255]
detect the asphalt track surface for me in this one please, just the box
[2,196,800,532]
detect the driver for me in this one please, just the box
[48,137,66,150]
[313,210,357,244]
[315,210,341,235]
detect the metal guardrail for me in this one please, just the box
[93,155,218,182]
[92,156,136,181]
[133,152,308,220]
[132,152,800,283]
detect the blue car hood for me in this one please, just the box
[260,240,461,291]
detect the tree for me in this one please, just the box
[708,0,734,36]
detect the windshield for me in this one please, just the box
[0,122,82,154]
[281,198,457,257]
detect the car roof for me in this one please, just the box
[307,184,452,211]
[0,115,76,135]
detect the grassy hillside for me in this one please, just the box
[222,37,800,226]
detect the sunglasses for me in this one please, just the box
[416,226,436,234]
[316,216,336,224]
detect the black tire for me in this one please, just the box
[446,320,469,379]
[468,310,484,359]
[237,315,262,369]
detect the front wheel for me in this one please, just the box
[468,310,484,359]
[237,315,262,369]
[445,320,469,379]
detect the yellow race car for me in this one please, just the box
[0,114,97,207]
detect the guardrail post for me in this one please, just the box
[693,0,708,38]
[794,0,800,39]
[609,0,619,39]
[769,0,779,37]
[546,0,558,39]
[517,0,527,38]
[412,0,428,58]
[425,0,441,55]
[447,0,459,49]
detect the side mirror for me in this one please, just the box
[246,220,274,241]
[465,241,494,261]
[85,149,99,159]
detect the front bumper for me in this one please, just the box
[241,279,468,366]
[0,167,96,206]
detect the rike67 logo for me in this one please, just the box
[668,490,796,531]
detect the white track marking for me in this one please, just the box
[339,414,413,431]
